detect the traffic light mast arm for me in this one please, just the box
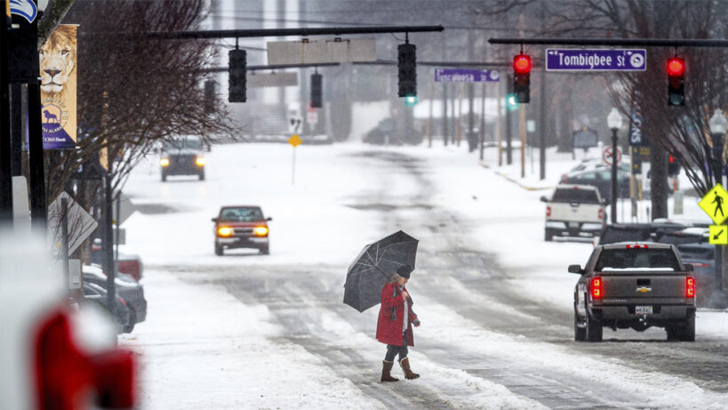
[110,25,444,40]
[489,37,728,48]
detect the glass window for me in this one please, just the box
[596,248,679,271]
[219,207,264,222]
[163,137,203,151]
[552,188,600,203]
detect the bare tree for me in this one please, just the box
[538,0,728,218]
[44,0,236,203]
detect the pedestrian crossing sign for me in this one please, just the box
[699,183,728,225]
[709,225,728,245]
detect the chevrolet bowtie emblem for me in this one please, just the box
[636,287,652,293]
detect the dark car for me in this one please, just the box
[654,228,714,307]
[160,136,206,181]
[91,239,144,281]
[83,265,147,330]
[212,206,272,255]
[560,168,630,203]
[82,282,134,334]
[363,118,423,145]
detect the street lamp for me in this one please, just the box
[607,108,623,224]
[709,109,728,309]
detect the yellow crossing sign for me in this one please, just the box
[699,183,728,225]
[710,225,728,245]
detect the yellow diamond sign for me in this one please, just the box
[288,134,302,147]
[699,183,728,225]
[710,225,728,245]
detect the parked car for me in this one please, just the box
[570,242,696,342]
[160,135,206,181]
[540,184,606,241]
[212,206,272,255]
[595,221,690,246]
[567,156,631,174]
[83,264,147,330]
[83,282,135,334]
[91,239,144,282]
[560,168,631,203]
[654,227,714,307]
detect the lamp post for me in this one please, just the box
[607,108,623,224]
[709,109,728,309]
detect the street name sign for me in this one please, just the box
[709,225,728,245]
[434,68,500,83]
[267,38,376,65]
[546,49,647,71]
[698,183,728,225]
[248,72,298,88]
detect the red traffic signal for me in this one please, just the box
[666,57,685,77]
[513,54,532,75]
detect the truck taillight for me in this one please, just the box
[686,277,695,298]
[598,208,603,220]
[546,206,551,217]
[591,277,603,299]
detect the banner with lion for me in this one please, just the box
[40,24,77,149]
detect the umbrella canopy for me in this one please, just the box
[343,230,419,312]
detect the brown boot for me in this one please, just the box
[381,360,399,382]
[399,357,420,380]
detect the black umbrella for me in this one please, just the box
[343,230,419,312]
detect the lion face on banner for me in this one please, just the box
[39,25,77,97]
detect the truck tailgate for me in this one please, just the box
[599,271,688,299]
[548,202,602,222]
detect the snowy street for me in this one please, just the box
[120,142,728,409]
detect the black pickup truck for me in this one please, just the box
[570,242,696,342]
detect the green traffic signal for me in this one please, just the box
[506,93,519,110]
[404,95,418,106]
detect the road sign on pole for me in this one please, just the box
[47,192,98,256]
[603,146,622,166]
[699,184,728,225]
[546,49,646,71]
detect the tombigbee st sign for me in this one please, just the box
[546,49,647,72]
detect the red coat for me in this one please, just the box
[376,282,417,346]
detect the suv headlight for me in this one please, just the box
[196,157,206,166]
[160,158,170,167]
[253,226,268,236]
[217,227,233,237]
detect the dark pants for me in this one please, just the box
[384,332,408,362]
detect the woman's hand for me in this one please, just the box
[402,291,409,299]
[413,318,421,327]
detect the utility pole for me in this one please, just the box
[0,0,14,226]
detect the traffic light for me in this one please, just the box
[668,154,681,176]
[204,81,216,114]
[513,53,531,103]
[398,43,417,98]
[666,57,685,106]
[228,49,247,103]
[311,73,323,108]
[506,93,519,111]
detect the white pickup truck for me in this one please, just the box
[540,184,606,241]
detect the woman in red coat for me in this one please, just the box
[376,265,421,382]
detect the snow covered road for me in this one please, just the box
[121,142,728,409]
